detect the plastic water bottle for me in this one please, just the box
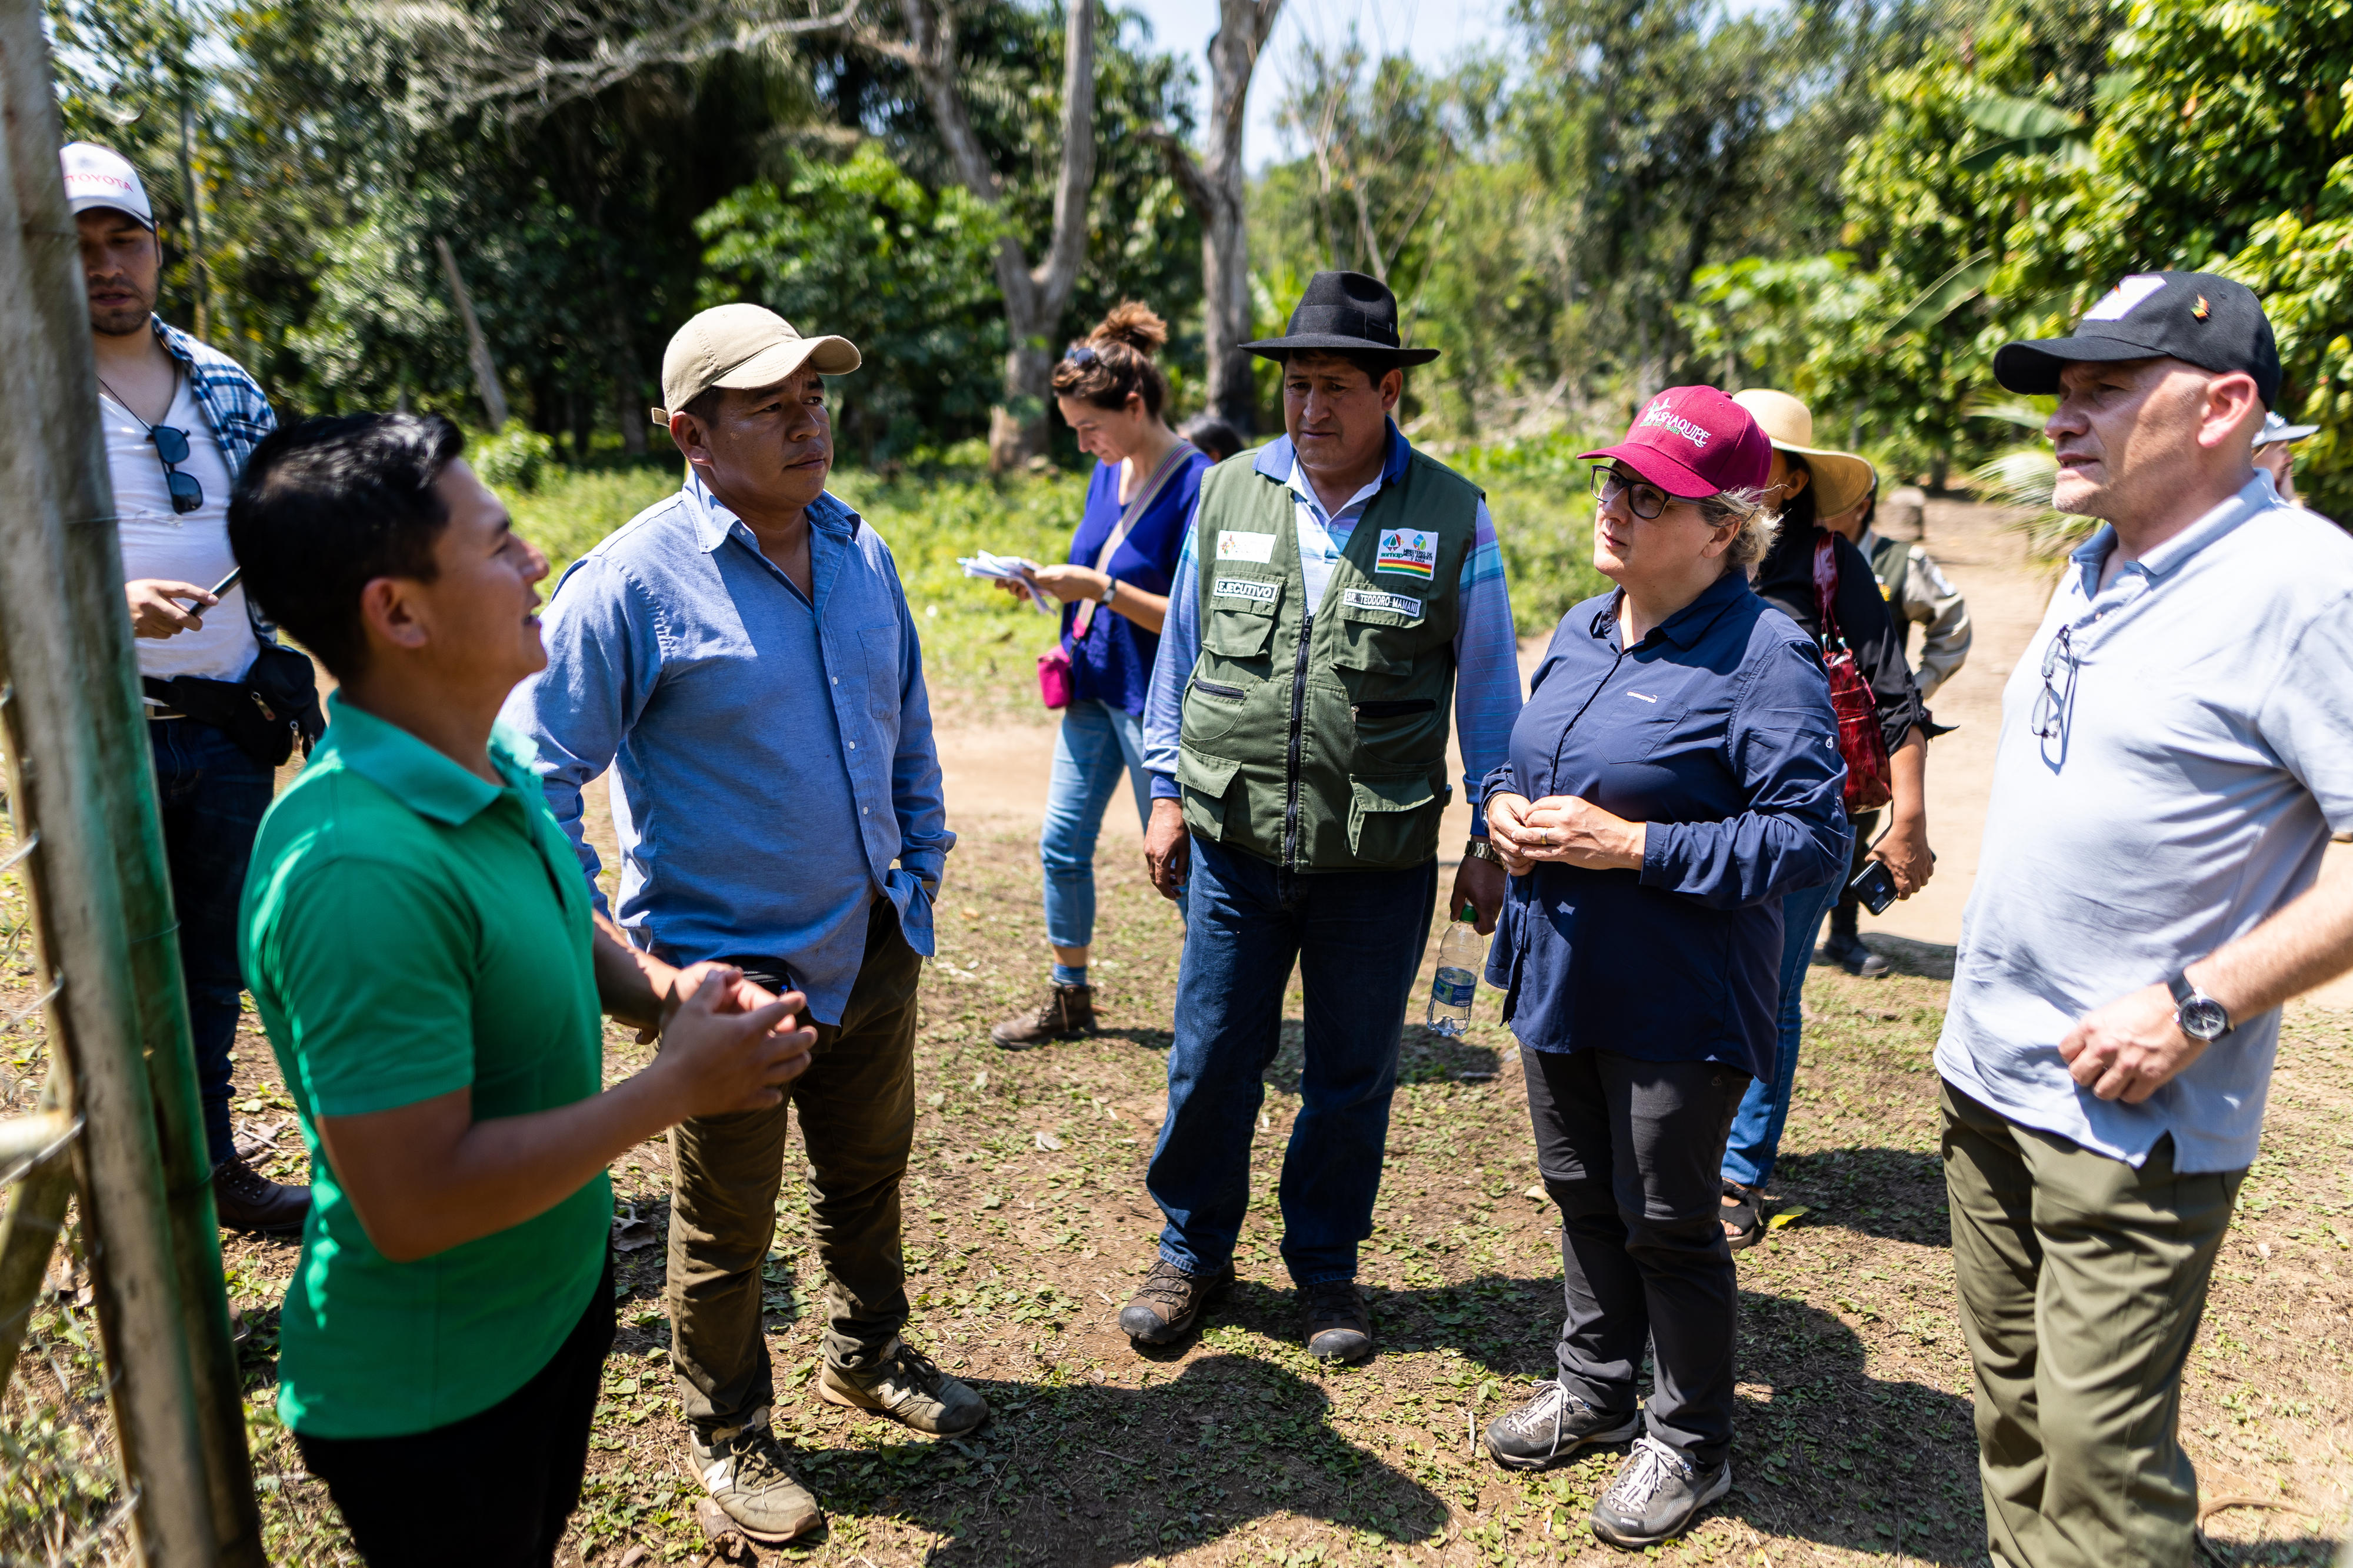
[1424,902,1482,1038]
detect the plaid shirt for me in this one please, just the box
[152,316,275,478]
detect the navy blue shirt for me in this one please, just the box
[1062,448,1208,716]
[1481,572,1851,1081]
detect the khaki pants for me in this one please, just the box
[1941,1081,2244,1568]
[665,901,922,1433]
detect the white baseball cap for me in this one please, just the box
[61,142,154,231]
[652,304,860,425]
[2257,409,2318,448]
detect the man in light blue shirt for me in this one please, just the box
[502,305,976,1546]
[1939,272,2353,1568]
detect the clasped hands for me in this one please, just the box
[1485,792,1647,876]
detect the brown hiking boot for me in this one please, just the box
[212,1155,309,1236]
[1118,1259,1232,1346]
[989,983,1095,1048]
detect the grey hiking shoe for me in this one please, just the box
[1589,1434,1731,1548]
[1119,1259,1232,1346]
[1301,1279,1374,1363]
[1484,1380,1639,1470]
[818,1339,988,1436]
[691,1408,823,1543]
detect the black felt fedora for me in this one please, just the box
[1241,270,1439,365]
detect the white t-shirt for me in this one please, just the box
[104,378,257,684]
[1936,473,2353,1173]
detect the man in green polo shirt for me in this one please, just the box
[232,413,818,1566]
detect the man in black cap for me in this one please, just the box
[1938,271,2353,1567]
[1114,271,1522,1362]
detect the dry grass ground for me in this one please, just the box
[10,820,2352,1567]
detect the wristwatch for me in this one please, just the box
[1463,838,1502,865]
[2167,970,2232,1042]
[1100,577,1119,605]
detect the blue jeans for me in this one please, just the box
[150,718,275,1166]
[1719,876,1841,1190]
[1146,836,1437,1285]
[1039,699,1152,950]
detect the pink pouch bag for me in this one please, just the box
[1036,644,1074,710]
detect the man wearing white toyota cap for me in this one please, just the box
[2252,408,2318,503]
[69,140,315,1235]
[503,304,974,1543]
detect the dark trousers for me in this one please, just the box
[1523,1046,1749,1469]
[667,899,922,1433]
[150,718,274,1166]
[1827,808,1880,945]
[1147,836,1437,1285]
[299,1252,615,1566]
[1942,1083,2243,1568]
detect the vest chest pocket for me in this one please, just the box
[1331,589,1428,676]
[1205,573,1282,660]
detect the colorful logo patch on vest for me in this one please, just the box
[1341,588,1423,619]
[1375,528,1437,580]
[1216,529,1277,563]
[1213,576,1277,604]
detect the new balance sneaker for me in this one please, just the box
[818,1339,988,1436]
[1300,1279,1374,1363]
[1118,1259,1232,1346]
[1589,1434,1731,1548]
[1483,1380,1639,1470]
[690,1409,823,1543]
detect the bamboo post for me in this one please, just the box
[0,1077,76,1387]
[0,4,262,1563]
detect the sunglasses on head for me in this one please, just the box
[148,425,204,515]
[1063,343,1099,366]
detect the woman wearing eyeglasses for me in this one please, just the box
[1474,388,1848,1549]
[988,303,1211,1048]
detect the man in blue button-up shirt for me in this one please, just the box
[503,305,975,1545]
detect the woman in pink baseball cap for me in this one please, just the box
[1470,388,1851,1548]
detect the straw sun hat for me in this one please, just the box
[1731,390,1877,518]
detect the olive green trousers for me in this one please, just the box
[1941,1080,2244,1568]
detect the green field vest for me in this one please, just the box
[1175,441,1482,872]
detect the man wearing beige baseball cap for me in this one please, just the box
[504,302,975,1544]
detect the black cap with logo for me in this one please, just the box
[1993,271,2281,406]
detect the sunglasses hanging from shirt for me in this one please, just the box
[99,373,205,515]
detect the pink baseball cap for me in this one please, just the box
[1579,386,1772,498]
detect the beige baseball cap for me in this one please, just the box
[652,303,861,425]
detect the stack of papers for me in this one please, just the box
[958,552,1055,613]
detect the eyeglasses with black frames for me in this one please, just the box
[1589,465,1672,521]
[147,425,204,515]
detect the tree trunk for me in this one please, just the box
[898,0,1098,473]
[1154,2,1284,434]
[435,235,511,431]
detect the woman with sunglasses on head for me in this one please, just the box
[1477,388,1848,1547]
[1715,392,1939,1250]
[989,303,1211,1048]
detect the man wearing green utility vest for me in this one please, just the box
[1124,272,1522,1360]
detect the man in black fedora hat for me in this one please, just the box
[1115,271,1523,1362]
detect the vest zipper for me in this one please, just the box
[1282,608,1314,870]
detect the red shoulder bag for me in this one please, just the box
[1813,534,1893,813]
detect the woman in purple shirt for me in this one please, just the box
[1474,389,1847,1550]
[991,303,1209,1047]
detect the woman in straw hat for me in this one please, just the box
[1717,390,1940,1249]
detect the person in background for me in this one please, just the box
[504,305,974,1546]
[1816,481,1971,978]
[1947,271,2353,1568]
[1713,390,1938,1249]
[1478,387,1847,1547]
[68,140,312,1235]
[1121,271,1521,1363]
[1180,413,1245,465]
[989,304,1208,1047]
[232,413,816,1567]
[2252,408,2318,503]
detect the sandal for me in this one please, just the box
[1720,1180,1765,1250]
